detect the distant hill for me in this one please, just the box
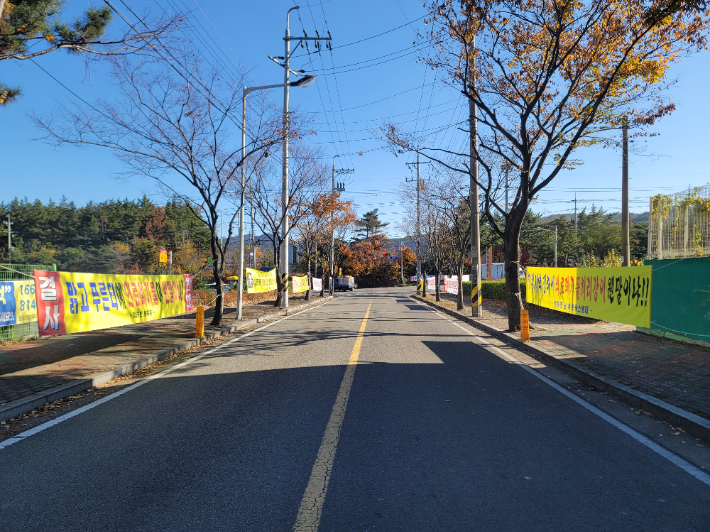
[543,212,649,223]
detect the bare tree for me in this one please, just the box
[248,144,329,307]
[385,0,709,330]
[33,52,280,325]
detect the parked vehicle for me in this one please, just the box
[334,276,357,292]
[207,283,230,292]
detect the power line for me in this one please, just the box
[106,0,244,129]
[310,98,459,125]
[339,81,438,112]
[289,13,427,59]
[295,8,346,164]
[299,39,436,76]
[309,0,356,169]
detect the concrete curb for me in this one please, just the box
[0,296,334,423]
[412,294,710,443]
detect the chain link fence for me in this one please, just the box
[0,263,56,341]
[648,185,710,260]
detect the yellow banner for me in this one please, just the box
[526,266,652,327]
[292,275,308,293]
[33,271,194,336]
[246,268,277,294]
[0,280,38,326]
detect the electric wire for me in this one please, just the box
[289,13,427,59]
[309,0,356,169]
[294,8,346,165]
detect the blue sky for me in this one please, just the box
[3,0,709,238]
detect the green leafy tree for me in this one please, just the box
[630,221,649,259]
[0,196,212,272]
[577,206,622,259]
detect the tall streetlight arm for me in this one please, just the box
[237,74,317,320]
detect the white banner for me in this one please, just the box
[445,276,459,295]
[426,276,435,290]
[312,278,322,291]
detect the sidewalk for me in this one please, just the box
[0,294,323,419]
[416,292,710,424]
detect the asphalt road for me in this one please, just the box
[1,288,709,531]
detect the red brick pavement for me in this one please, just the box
[420,292,710,421]
[0,296,310,407]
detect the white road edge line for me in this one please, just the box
[0,302,328,452]
[425,305,710,488]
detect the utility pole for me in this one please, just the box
[3,215,12,253]
[270,6,330,308]
[469,40,482,318]
[573,193,578,232]
[406,151,429,283]
[554,225,558,268]
[417,151,421,281]
[621,119,630,266]
[400,241,404,284]
[330,156,352,295]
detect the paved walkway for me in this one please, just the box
[0,296,312,407]
[419,291,710,421]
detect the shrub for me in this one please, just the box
[462,280,526,301]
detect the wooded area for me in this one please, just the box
[0,196,211,275]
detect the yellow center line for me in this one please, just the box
[293,302,372,532]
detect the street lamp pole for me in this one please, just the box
[237,75,316,320]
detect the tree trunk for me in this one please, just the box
[275,273,286,307]
[457,268,464,310]
[274,239,283,307]
[209,227,225,326]
[434,267,440,302]
[503,214,524,331]
[422,270,427,298]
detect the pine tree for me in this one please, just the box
[355,209,388,241]
[0,0,176,105]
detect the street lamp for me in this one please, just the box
[237,74,316,320]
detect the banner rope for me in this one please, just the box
[649,321,710,338]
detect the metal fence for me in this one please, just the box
[0,263,55,341]
[648,185,710,260]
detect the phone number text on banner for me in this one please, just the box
[33,271,194,336]
[526,266,652,327]
[0,280,38,326]
[246,268,277,294]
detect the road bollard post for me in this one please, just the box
[196,306,204,338]
[520,310,530,342]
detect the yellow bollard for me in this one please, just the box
[196,305,204,338]
[520,310,530,342]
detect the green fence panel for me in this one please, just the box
[644,257,710,345]
[0,263,55,341]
